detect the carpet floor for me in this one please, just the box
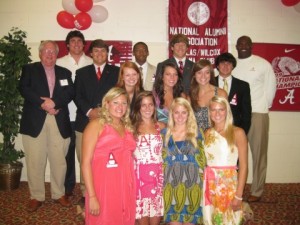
[0,182,299,225]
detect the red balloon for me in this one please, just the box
[75,0,93,12]
[57,11,75,29]
[74,12,92,30]
[281,0,300,6]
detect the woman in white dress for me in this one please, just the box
[203,96,248,225]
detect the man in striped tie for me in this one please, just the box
[156,34,194,94]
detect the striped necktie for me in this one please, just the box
[179,61,184,74]
[223,78,228,93]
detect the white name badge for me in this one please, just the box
[60,79,69,86]
[106,153,118,168]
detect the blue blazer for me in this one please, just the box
[19,62,74,138]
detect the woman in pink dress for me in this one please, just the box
[131,91,165,225]
[82,87,137,225]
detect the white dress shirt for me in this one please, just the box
[56,53,93,121]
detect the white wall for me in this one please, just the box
[0,0,299,183]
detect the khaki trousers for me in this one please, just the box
[248,113,269,197]
[22,114,70,201]
[75,131,85,195]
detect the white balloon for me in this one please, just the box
[62,0,80,15]
[294,2,300,13]
[88,5,109,23]
[93,0,105,2]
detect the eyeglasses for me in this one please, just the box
[42,49,57,55]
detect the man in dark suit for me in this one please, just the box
[215,52,252,134]
[156,34,194,94]
[74,39,119,202]
[19,40,74,212]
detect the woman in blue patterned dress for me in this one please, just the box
[162,97,206,225]
[153,62,185,124]
[189,59,227,131]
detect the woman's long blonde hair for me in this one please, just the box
[208,96,235,151]
[165,97,198,147]
[99,87,133,132]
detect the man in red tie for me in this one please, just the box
[73,39,119,204]
[155,34,194,94]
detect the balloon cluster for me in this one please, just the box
[281,0,300,7]
[57,0,109,30]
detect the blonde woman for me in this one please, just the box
[162,98,206,225]
[82,87,136,225]
[203,96,248,225]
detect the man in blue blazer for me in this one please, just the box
[19,40,74,212]
[156,34,194,94]
[215,52,252,134]
[74,39,119,202]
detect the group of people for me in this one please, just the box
[19,31,276,225]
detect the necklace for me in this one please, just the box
[112,122,122,129]
[214,127,224,133]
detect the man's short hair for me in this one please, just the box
[89,39,109,53]
[133,42,149,52]
[65,30,86,45]
[215,52,237,69]
[170,34,190,47]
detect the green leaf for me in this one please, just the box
[0,27,31,163]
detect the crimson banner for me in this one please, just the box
[168,0,228,64]
[56,40,132,66]
[253,43,300,111]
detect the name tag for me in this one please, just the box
[106,153,118,168]
[60,79,68,86]
[230,94,238,105]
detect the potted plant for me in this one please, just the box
[0,27,31,190]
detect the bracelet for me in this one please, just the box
[234,195,243,201]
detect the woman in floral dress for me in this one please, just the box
[131,91,165,225]
[203,96,248,225]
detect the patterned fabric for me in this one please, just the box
[194,107,210,131]
[153,91,169,124]
[162,131,206,224]
[156,107,169,124]
[85,125,136,225]
[134,124,164,219]
[194,86,218,131]
[203,129,243,225]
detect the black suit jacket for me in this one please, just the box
[74,63,119,132]
[216,75,252,134]
[156,57,194,94]
[19,62,74,138]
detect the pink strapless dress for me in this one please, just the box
[85,124,136,225]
